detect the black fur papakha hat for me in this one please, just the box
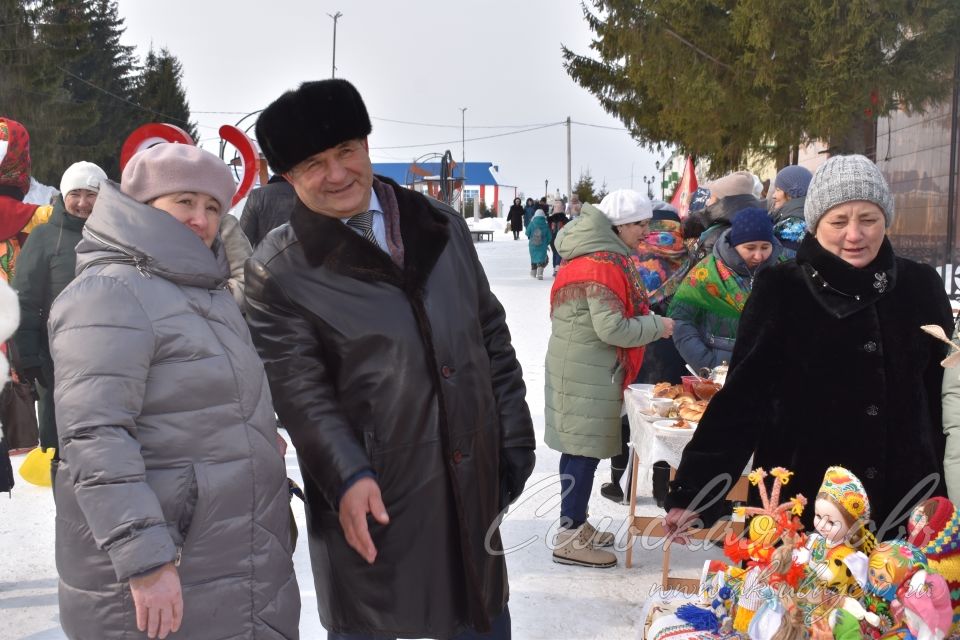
[255,79,372,175]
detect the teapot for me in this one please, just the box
[709,362,729,386]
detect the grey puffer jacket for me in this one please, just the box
[49,182,299,639]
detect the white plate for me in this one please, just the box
[652,419,696,433]
[628,383,655,394]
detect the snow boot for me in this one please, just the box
[536,265,544,280]
[552,525,617,568]
[600,482,625,504]
[652,461,670,509]
[581,521,615,548]
[530,268,537,278]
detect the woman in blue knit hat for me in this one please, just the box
[668,207,789,371]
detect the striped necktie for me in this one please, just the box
[346,211,378,246]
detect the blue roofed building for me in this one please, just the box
[372,161,517,216]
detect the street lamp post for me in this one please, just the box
[460,107,467,218]
[328,11,342,78]
[643,175,655,199]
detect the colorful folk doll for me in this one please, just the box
[865,540,929,629]
[795,466,874,596]
[906,497,960,633]
[891,569,954,640]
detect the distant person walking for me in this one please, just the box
[548,204,570,275]
[526,208,552,279]
[506,197,524,240]
[523,197,537,228]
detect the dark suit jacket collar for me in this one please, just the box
[289,175,449,293]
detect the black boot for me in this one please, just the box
[652,461,670,509]
[600,481,624,503]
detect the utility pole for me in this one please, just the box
[565,116,572,201]
[328,11,342,78]
[460,107,467,217]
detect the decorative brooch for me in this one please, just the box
[873,272,888,294]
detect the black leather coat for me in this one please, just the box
[244,177,534,637]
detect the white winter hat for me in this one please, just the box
[597,189,652,225]
[60,161,107,196]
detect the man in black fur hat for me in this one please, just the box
[244,79,535,640]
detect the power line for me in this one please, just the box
[55,65,219,131]
[570,120,630,131]
[368,121,564,150]
[370,115,558,130]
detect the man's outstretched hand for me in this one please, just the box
[339,477,389,563]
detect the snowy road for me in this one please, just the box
[0,227,719,639]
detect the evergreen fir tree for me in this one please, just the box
[27,0,101,184]
[133,47,198,143]
[0,0,93,185]
[563,0,960,173]
[65,0,139,178]
[573,170,597,204]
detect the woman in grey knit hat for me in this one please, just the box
[662,154,953,542]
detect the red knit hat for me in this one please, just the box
[0,118,31,196]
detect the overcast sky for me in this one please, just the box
[114,0,665,202]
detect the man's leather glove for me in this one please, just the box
[499,447,536,511]
[20,366,49,389]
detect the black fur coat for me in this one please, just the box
[666,234,953,537]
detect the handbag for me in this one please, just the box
[0,378,39,450]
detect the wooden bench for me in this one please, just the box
[469,229,494,242]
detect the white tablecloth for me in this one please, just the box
[623,389,695,497]
[624,389,752,498]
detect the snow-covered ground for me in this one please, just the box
[0,226,719,640]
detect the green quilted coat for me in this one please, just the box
[544,204,667,459]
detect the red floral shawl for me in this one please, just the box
[550,251,651,390]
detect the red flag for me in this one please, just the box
[669,156,698,218]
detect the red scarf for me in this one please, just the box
[0,195,39,243]
[550,251,650,390]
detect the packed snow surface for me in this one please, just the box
[0,229,723,640]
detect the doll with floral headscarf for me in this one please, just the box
[0,117,52,282]
[794,466,875,597]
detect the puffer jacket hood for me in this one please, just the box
[555,202,630,261]
[50,179,299,639]
[77,181,228,290]
[714,227,786,278]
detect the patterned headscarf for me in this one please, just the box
[632,218,692,308]
[0,118,31,196]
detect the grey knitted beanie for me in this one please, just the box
[803,155,893,232]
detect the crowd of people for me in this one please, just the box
[0,75,957,639]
